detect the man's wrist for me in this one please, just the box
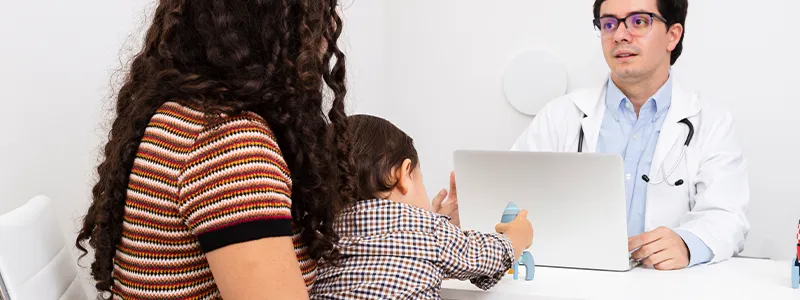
[681,238,691,262]
[675,229,714,267]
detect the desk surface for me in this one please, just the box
[441,257,800,300]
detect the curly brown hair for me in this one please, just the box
[75,0,356,296]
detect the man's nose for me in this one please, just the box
[613,22,632,43]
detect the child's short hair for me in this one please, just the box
[346,114,419,201]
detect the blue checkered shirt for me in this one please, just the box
[309,198,514,299]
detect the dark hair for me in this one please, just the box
[345,114,419,202]
[593,0,688,65]
[75,0,356,297]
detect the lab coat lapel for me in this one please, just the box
[572,83,607,153]
[651,80,701,174]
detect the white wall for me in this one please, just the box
[368,0,800,260]
[339,1,387,115]
[1,0,157,296]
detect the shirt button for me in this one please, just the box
[632,135,639,140]
[626,173,632,180]
[625,103,632,109]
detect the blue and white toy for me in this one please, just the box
[513,251,535,281]
[792,260,798,289]
[501,202,521,223]
[792,219,799,289]
[501,202,535,281]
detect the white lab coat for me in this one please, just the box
[511,78,750,264]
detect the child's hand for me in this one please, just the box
[494,210,533,261]
[432,172,460,227]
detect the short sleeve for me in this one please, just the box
[178,116,294,253]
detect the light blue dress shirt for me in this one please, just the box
[596,76,713,267]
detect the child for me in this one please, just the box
[310,114,533,299]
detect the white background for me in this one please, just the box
[1,0,797,293]
[1,0,155,295]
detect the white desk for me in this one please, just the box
[441,257,800,300]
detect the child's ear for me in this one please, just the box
[394,159,413,195]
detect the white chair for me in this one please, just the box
[0,196,88,300]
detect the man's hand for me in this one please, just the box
[629,226,690,270]
[432,171,460,227]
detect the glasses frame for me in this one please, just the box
[593,12,669,38]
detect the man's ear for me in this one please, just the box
[667,23,683,52]
[393,159,413,195]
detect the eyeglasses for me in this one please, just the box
[593,12,668,38]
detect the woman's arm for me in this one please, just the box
[179,116,311,299]
[207,237,309,300]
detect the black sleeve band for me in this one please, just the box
[198,219,294,253]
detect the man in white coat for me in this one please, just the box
[510,0,750,270]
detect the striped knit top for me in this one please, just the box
[111,102,315,299]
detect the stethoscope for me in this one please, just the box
[577,116,694,187]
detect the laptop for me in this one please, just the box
[453,150,636,271]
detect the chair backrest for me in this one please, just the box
[0,196,88,300]
[1,269,10,300]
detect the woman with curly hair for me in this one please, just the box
[75,1,356,299]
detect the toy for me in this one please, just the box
[793,220,799,289]
[501,202,535,281]
[513,251,535,280]
[501,202,521,223]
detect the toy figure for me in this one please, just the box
[513,251,535,280]
[793,219,799,289]
[502,202,535,281]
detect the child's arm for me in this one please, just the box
[434,217,515,290]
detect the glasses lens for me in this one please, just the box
[598,17,619,35]
[627,14,653,36]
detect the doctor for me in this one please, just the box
[511,0,750,270]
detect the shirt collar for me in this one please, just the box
[335,198,446,237]
[605,73,673,115]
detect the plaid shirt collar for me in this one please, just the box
[334,198,450,238]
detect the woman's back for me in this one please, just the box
[113,102,315,298]
[76,0,355,297]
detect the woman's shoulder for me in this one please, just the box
[154,101,277,140]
